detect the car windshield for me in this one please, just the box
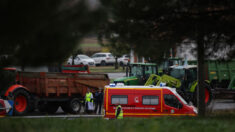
[78,55,90,59]
[131,65,142,76]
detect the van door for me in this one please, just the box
[163,94,183,115]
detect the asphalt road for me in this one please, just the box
[107,72,126,79]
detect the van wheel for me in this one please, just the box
[62,98,81,114]
[101,61,106,66]
[13,89,30,116]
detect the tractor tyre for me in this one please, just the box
[192,83,213,106]
[13,89,31,116]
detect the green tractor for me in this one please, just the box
[114,63,158,85]
[145,64,213,106]
[113,58,183,85]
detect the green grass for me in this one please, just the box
[80,43,101,48]
[1,115,235,132]
[89,66,126,73]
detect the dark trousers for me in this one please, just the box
[95,101,103,114]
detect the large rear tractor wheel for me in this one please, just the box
[193,84,212,106]
[61,98,81,114]
[13,89,31,116]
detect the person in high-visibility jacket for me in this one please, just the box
[85,88,94,113]
[115,104,123,119]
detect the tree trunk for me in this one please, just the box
[115,57,118,69]
[72,55,75,65]
[197,36,206,116]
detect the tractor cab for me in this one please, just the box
[168,65,197,91]
[169,65,197,82]
[159,57,183,75]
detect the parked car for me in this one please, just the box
[118,54,130,66]
[91,52,115,66]
[67,54,95,66]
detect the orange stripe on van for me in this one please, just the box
[106,112,196,116]
[106,88,108,111]
[161,89,163,112]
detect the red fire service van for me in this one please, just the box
[104,84,197,118]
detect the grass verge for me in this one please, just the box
[89,66,126,73]
[1,115,235,132]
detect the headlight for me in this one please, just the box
[193,108,198,114]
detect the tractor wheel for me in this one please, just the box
[13,89,31,116]
[62,98,81,114]
[193,84,212,106]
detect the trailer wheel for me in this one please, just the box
[62,98,81,114]
[13,89,30,116]
[193,84,212,106]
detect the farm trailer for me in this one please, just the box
[0,69,109,116]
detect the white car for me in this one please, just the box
[118,54,130,66]
[91,52,115,66]
[67,54,95,66]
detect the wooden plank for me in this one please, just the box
[57,79,60,96]
[45,78,48,97]
[68,78,71,96]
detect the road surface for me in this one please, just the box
[107,72,125,79]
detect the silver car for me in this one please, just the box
[67,54,95,66]
[91,52,115,66]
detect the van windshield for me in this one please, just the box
[173,91,188,105]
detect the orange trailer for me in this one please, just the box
[2,70,109,116]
